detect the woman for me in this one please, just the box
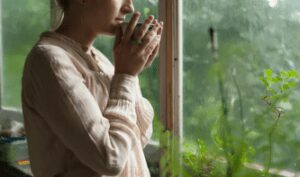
[21,0,163,176]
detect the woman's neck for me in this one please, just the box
[55,16,96,53]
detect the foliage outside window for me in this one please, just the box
[2,0,50,108]
[181,0,300,176]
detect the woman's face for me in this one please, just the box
[83,0,134,35]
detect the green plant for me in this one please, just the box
[209,63,256,177]
[159,130,183,177]
[259,69,300,176]
[183,139,224,177]
[159,128,220,177]
[159,27,257,177]
[157,67,299,177]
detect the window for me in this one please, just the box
[0,0,50,175]
[0,0,50,123]
[3,0,300,176]
[1,0,50,109]
[182,0,300,175]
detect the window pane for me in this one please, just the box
[1,0,50,108]
[94,0,160,140]
[183,0,300,174]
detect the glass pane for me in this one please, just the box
[1,0,50,108]
[183,0,300,175]
[94,0,160,140]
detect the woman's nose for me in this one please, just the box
[121,1,134,14]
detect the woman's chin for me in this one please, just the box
[110,25,121,36]
[96,24,120,36]
[106,30,116,36]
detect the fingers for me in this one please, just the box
[139,21,161,50]
[143,22,163,68]
[145,35,161,56]
[133,16,154,41]
[144,22,163,55]
[123,12,141,42]
[157,22,163,35]
[144,44,160,68]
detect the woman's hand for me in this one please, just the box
[113,12,164,76]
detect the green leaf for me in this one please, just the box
[259,77,269,88]
[265,69,273,79]
[271,94,280,100]
[280,71,289,78]
[288,81,297,87]
[268,88,276,94]
[270,76,282,83]
[288,70,299,78]
[282,83,290,91]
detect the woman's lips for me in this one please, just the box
[116,18,125,22]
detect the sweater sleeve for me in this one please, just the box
[28,45,140,176]
[93,48,155,148]
[134,78,155,148]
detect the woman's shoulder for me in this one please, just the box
[38,32,69,54]
[25,47,66,70]
[29,31,74,58]
[28,39,69,61]
[25,41,71,72]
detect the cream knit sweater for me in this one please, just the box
[21,31,154,177]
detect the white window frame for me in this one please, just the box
[159,0,183,140]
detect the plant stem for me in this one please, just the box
[218,71,233,177]
[264,112,281,176]
[232,71,245,135]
